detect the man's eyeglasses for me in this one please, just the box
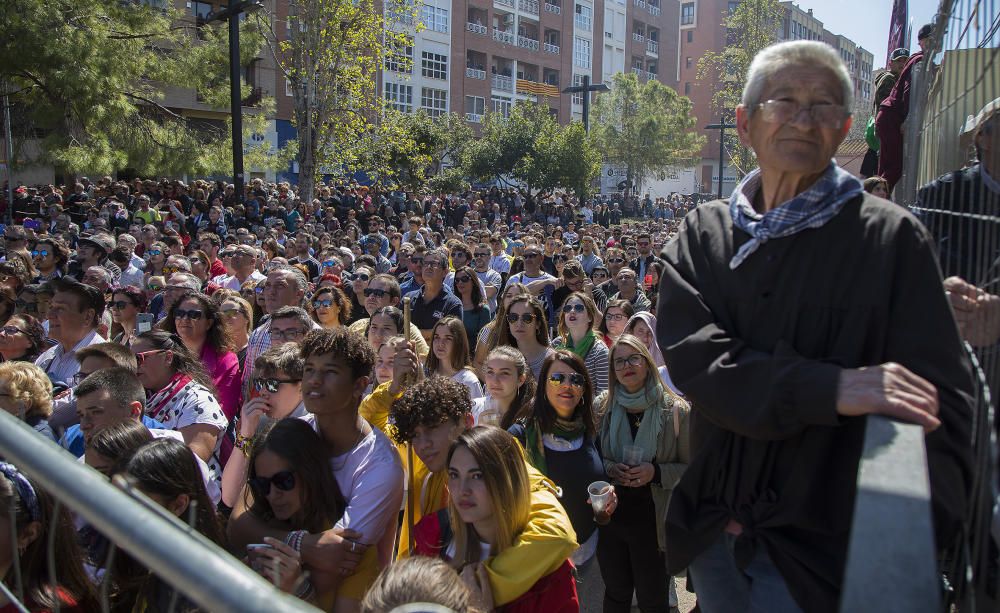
[474,252,490,258]
[562,303,586,313]
[271,327,306,342]
[607,258,625,264]
[173,309,204,320]
[363,288,388,299]
[506,313,537,324]
[547,372,586,388]
[135,349,166,366]
[71,371,94,386]
[613,354,644,371]
[523,253,541,259]
[756,99,849,130]
[253,377,302,394]
[422,261,444,270]
[249,470,296,497]
[31,250,49,258]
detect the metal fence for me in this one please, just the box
[894,0,1000,610]
[0,410,319,613]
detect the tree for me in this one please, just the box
[697,0,783,176]
[591,73,705,193]
[370,110,473,191]
[0,0,278,178]
[463,102,601,198]
[259,0,417,202]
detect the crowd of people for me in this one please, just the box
[0,38,997,613]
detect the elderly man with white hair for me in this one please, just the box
[655,40,973,612]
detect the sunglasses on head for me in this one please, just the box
[562,303,586,313]
[253,377,301,394]
[507,312,537,324]
[547,372,586,388]
[249,470,296,497]
[363,287,388,298]
[173,308,204,320]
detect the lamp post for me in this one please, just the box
[704,121,736,199]
[204,0,263,203]
[562,75,610,133]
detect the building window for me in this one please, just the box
[685,56,692,69]
[492,96,513,117]
[285,79,293,97]
[574,4,593,30]
[421,88,448,117]
[572,73,586,104]
[573,37,592,68]
[385,83,413,112]
[421,51,448,80]
[728,1,739,15]
[684,82,691,95]
[465,96,486,116]
[687,30,693,43]
[680,2,694,25]
[421,4,449,33]
[385,41,414,73]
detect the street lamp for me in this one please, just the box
[704,120,736,199]
[562,75,610,133]
[203,0,263,203]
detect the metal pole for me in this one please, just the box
[3,81,14,224]
[582,75,591,134]
[229,0,245,203]
[0,411,318,612]
[717,124,725,199]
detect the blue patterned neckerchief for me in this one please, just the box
[728,162,863,269]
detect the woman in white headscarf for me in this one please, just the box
[624,311,682,396]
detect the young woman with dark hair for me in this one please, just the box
[452,265,491,347]
[552,292,610,395]
[476,346,536,428]
[473,283,530,372]
[425,317,484,402]
[486,294,552,381]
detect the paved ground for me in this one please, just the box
[578,573,699,612]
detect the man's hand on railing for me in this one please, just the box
[944,276,1000,347]
[836,363,941,432]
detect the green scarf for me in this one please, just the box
[524,415,586,476]
[565,329,597,361]
[603,378,666,466]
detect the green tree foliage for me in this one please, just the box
[697,0,782,176]
[370,111,472,191]
[0,0,277,177]
[591,73,705,193]
[264,0,417,202]
[463,102,601,197]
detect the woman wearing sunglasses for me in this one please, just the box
[108,285,148,346]
[218,295,254,371]
[142,241,167,282]
[242,418,363,608]
[472,283,529,373]
[131,330,228,484]
[595,334,690,613]
[485,294,553,381]
[508,351,611,609]
[347,265,374,326]
[552,292,609,395]
[452,265,491,348]
[162,291,241,434]
[0,313,46,363]
[426,317,484,402]
[309,285,351,330]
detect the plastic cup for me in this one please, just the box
[588,481,613,514]
[623,444,643,467]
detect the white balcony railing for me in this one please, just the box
[466,67,487,80]
[467,22,487,34]
[634,0,646,7]
[495,0,515,7]
[544,2,561,13]
[649,4,660,15]
[646,71,657,81]
[492,74,514,91]
[465,113,483,123]
[543,42,560,53]
[632,32,645,42]
[493,27,516,44]
[647,40,658,54]
[518,0,539,13]
[518,35,540,51]
[632,67,644,77]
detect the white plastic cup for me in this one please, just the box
[623,444,643,466]
[588,480,613,514]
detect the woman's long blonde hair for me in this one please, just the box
[447,427,531,568]
[600,334,678,415]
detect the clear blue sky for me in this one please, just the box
[786,0,939,68]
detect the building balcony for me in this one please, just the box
[632,67,644,77]
[466,67,487,80]
[518,0,539,14]
[648,4,660,15]
[543,42,560,54]
[493,27,516,44]
[632,32,645,42]
[467,22,487,35]
[646,71,657,81]
[634,0,646,8]
[492,74,514,91]
[465,113,483,123]
[544,2,561,14]
[518,35,540,51]
[495,0,515,7]
[647,40,658,54]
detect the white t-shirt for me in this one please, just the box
[301,414,404,567]
[451,369,485,402]
[474,268,504,312]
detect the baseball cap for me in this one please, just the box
[889,48,910,61]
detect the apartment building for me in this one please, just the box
[676,0,874,195]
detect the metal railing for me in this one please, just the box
[491,74,514,91]
[465,112,483,123]
[518,35,540,51]
[647,40,658,55]
[544,42,560,54]
[648,3,660,16]
[632,32,645,42]
[495,0,515,7]
[518,0,539,14]
[492,27,515,44]
[466,67,487,80]
[0,410,318,613]
[466,22,487,34]
[544,1,561,13]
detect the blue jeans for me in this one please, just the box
[688,533,803,613]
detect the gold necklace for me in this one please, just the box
[631,411,643,429]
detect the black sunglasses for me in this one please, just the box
[111,300,133,310]
[455,275,472,284]
[410,257,424,264]
[253,377,302,394]
[363,288,388,298]
[562,303,586,313]
[173,309,204,321]
[507,313,537,324]
[354,273,370,282]
[249,470,296,497]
